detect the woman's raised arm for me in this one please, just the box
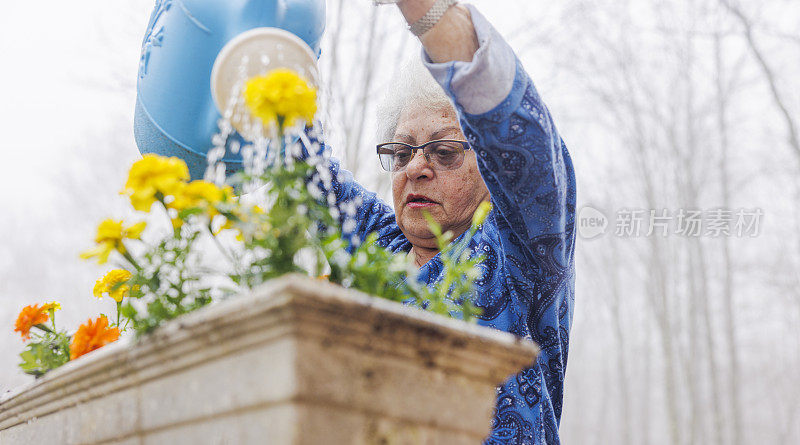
[416,4,577,262]
[405,4,577,442]
[397,0,480,63]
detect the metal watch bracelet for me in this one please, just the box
[409,0,459,37]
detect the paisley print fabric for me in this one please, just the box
[321,53,576,443]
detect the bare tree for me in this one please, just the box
[713,20,743,445]
[320,1,413,198]
[719,0,800,168]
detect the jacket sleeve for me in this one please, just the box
[325,156,407,251]
[422,5,576,250]
[423,5,577,444]
[299,138,406,251]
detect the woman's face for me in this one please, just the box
[391,105,490,250]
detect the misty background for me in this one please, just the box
[1,0,799,443]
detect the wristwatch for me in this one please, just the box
[372,0,459,37]
[408,0,459,37]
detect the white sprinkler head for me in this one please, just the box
[210,27,319,139]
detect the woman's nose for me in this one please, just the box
[405,149,434,179]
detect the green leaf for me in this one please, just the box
[178,207,204,220]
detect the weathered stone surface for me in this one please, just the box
[0,275,538,444]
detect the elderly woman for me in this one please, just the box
[320,1,577,443]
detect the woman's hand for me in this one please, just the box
[395,0,479,63]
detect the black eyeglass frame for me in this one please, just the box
[375,139,472,172]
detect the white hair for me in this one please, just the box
[375,56,455,143]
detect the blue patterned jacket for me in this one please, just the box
[322,7,576,444]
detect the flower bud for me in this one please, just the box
[472,201,493,227]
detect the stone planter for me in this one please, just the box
[0,275,538,444]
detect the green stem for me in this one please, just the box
[277,121,286,163]
[116,301,121,327]
[34,323,53,334]
[120,248,142,271]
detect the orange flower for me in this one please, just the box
[14,304,50,340]
[70,316,120,360]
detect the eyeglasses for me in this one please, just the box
[376,139,471,172]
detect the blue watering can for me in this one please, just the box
[134,0,326,179]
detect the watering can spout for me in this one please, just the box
[134,0,326,180]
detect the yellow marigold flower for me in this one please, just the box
[43,302,61,312]
[93,269,133,303]
[244,69,317,128]
[123,154,190,212]
[472,201,493,227]
[80,219,146,264]
[170,180,233,215]
[70,315,120,360]
[14,304,50,340]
